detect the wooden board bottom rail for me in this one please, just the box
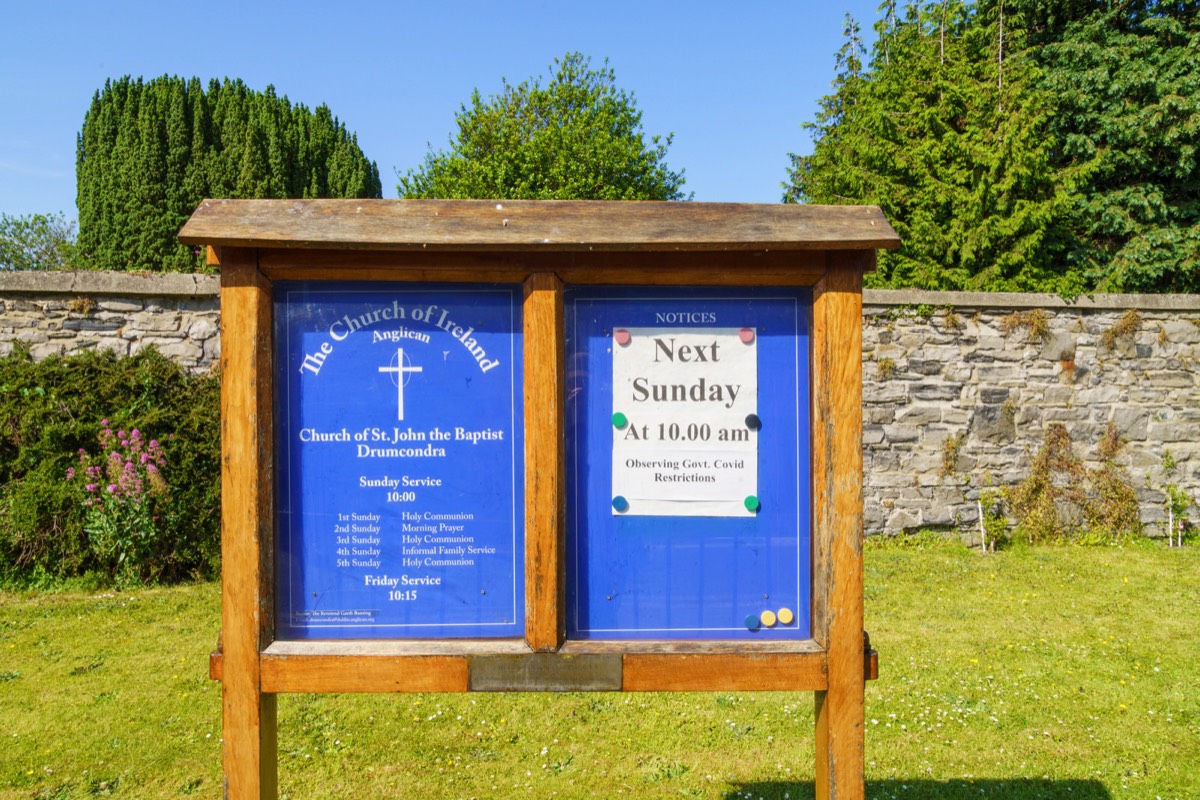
[208,644,871,693]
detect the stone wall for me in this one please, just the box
[2,272,1196,538]
[863,289,1200,540]
[0,271,220,371]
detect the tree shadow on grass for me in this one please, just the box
[726,778,1111,799]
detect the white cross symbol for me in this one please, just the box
[378,348,422,420]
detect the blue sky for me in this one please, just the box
[1,1,881,221]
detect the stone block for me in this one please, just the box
[1110,407,1149,440]
[942,409,970,425]
[1039,332,1076,361]
[907,359,945,376]
[864,502,886,530]
[883,424,921,443]
[134,338,203,362]
[980,387,1011,404]
[1041,407,1090,422]
[974,364,1022,383]
[910,383,961,402]
[1073,385,1122,405]
[971,405,1016,444]
[95,338,130,357]
[923,504,957,526]
[187,318,219,340]
[885,509,921,531]
[131,314,181,333]
[1149,423,1194,443]
[866,452,901,471]
[863,381,909,403]
[866,407,896,424]
[27,342,66,359]
[1147,372,1195,388]
[62,318,123,332]
[1040,385,1075,406]
[1161,320,1200,344]
[863,425,886,445]
[99,299,143,312]
[896,404,943,425]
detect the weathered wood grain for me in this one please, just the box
[622,653,828,692]
[811,254,868,800]
[217,248,277,800]
[524,273,566,651]
[260,655,468,693]
[255,248,830,284]
[180,199,901,252]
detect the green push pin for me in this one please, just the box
[744,495,761,512]
[612,412,628,428]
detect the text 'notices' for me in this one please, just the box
[611,328,758,517]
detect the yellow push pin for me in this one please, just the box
[760,609,777,627]
[777,607,795,625]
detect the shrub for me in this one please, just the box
[1005,422,1141,545]
[0,346,219,586]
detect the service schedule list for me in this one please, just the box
[273,283,524,639]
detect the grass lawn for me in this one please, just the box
[1,541,1197,799]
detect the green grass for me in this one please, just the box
[2,543,1197,799]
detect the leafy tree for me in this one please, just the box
[399,53,687,201]
[0,212,76,270]
[788,0,1199,294]
[76,76,382,272]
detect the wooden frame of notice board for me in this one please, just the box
[180,199,899,800]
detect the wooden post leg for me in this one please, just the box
[223,690,277,800]
[811,256,867,799]
[218,247,277,800]
[814,649,865,798]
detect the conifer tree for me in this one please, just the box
[76,76,382,272]
[787,3,1075,293]
[788,0,1199,293]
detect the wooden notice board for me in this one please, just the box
[180,199,899,800]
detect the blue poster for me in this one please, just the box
[566,289,811,640]
[274,283,523,639]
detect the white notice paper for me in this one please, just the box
[611,327,758,517]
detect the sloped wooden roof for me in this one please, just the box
[179,199,900,253]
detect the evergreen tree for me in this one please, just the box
[1037,6,1200,291]
[788,3,1076,293]
[399,53,687,201]
[76,76,382,272]
[787,0,1199,293]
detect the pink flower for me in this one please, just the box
[66,467,75,480]
[107,484,118,493]
[85,483,97,492]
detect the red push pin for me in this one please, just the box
[739,327,755,344]
[614,329,631,346]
